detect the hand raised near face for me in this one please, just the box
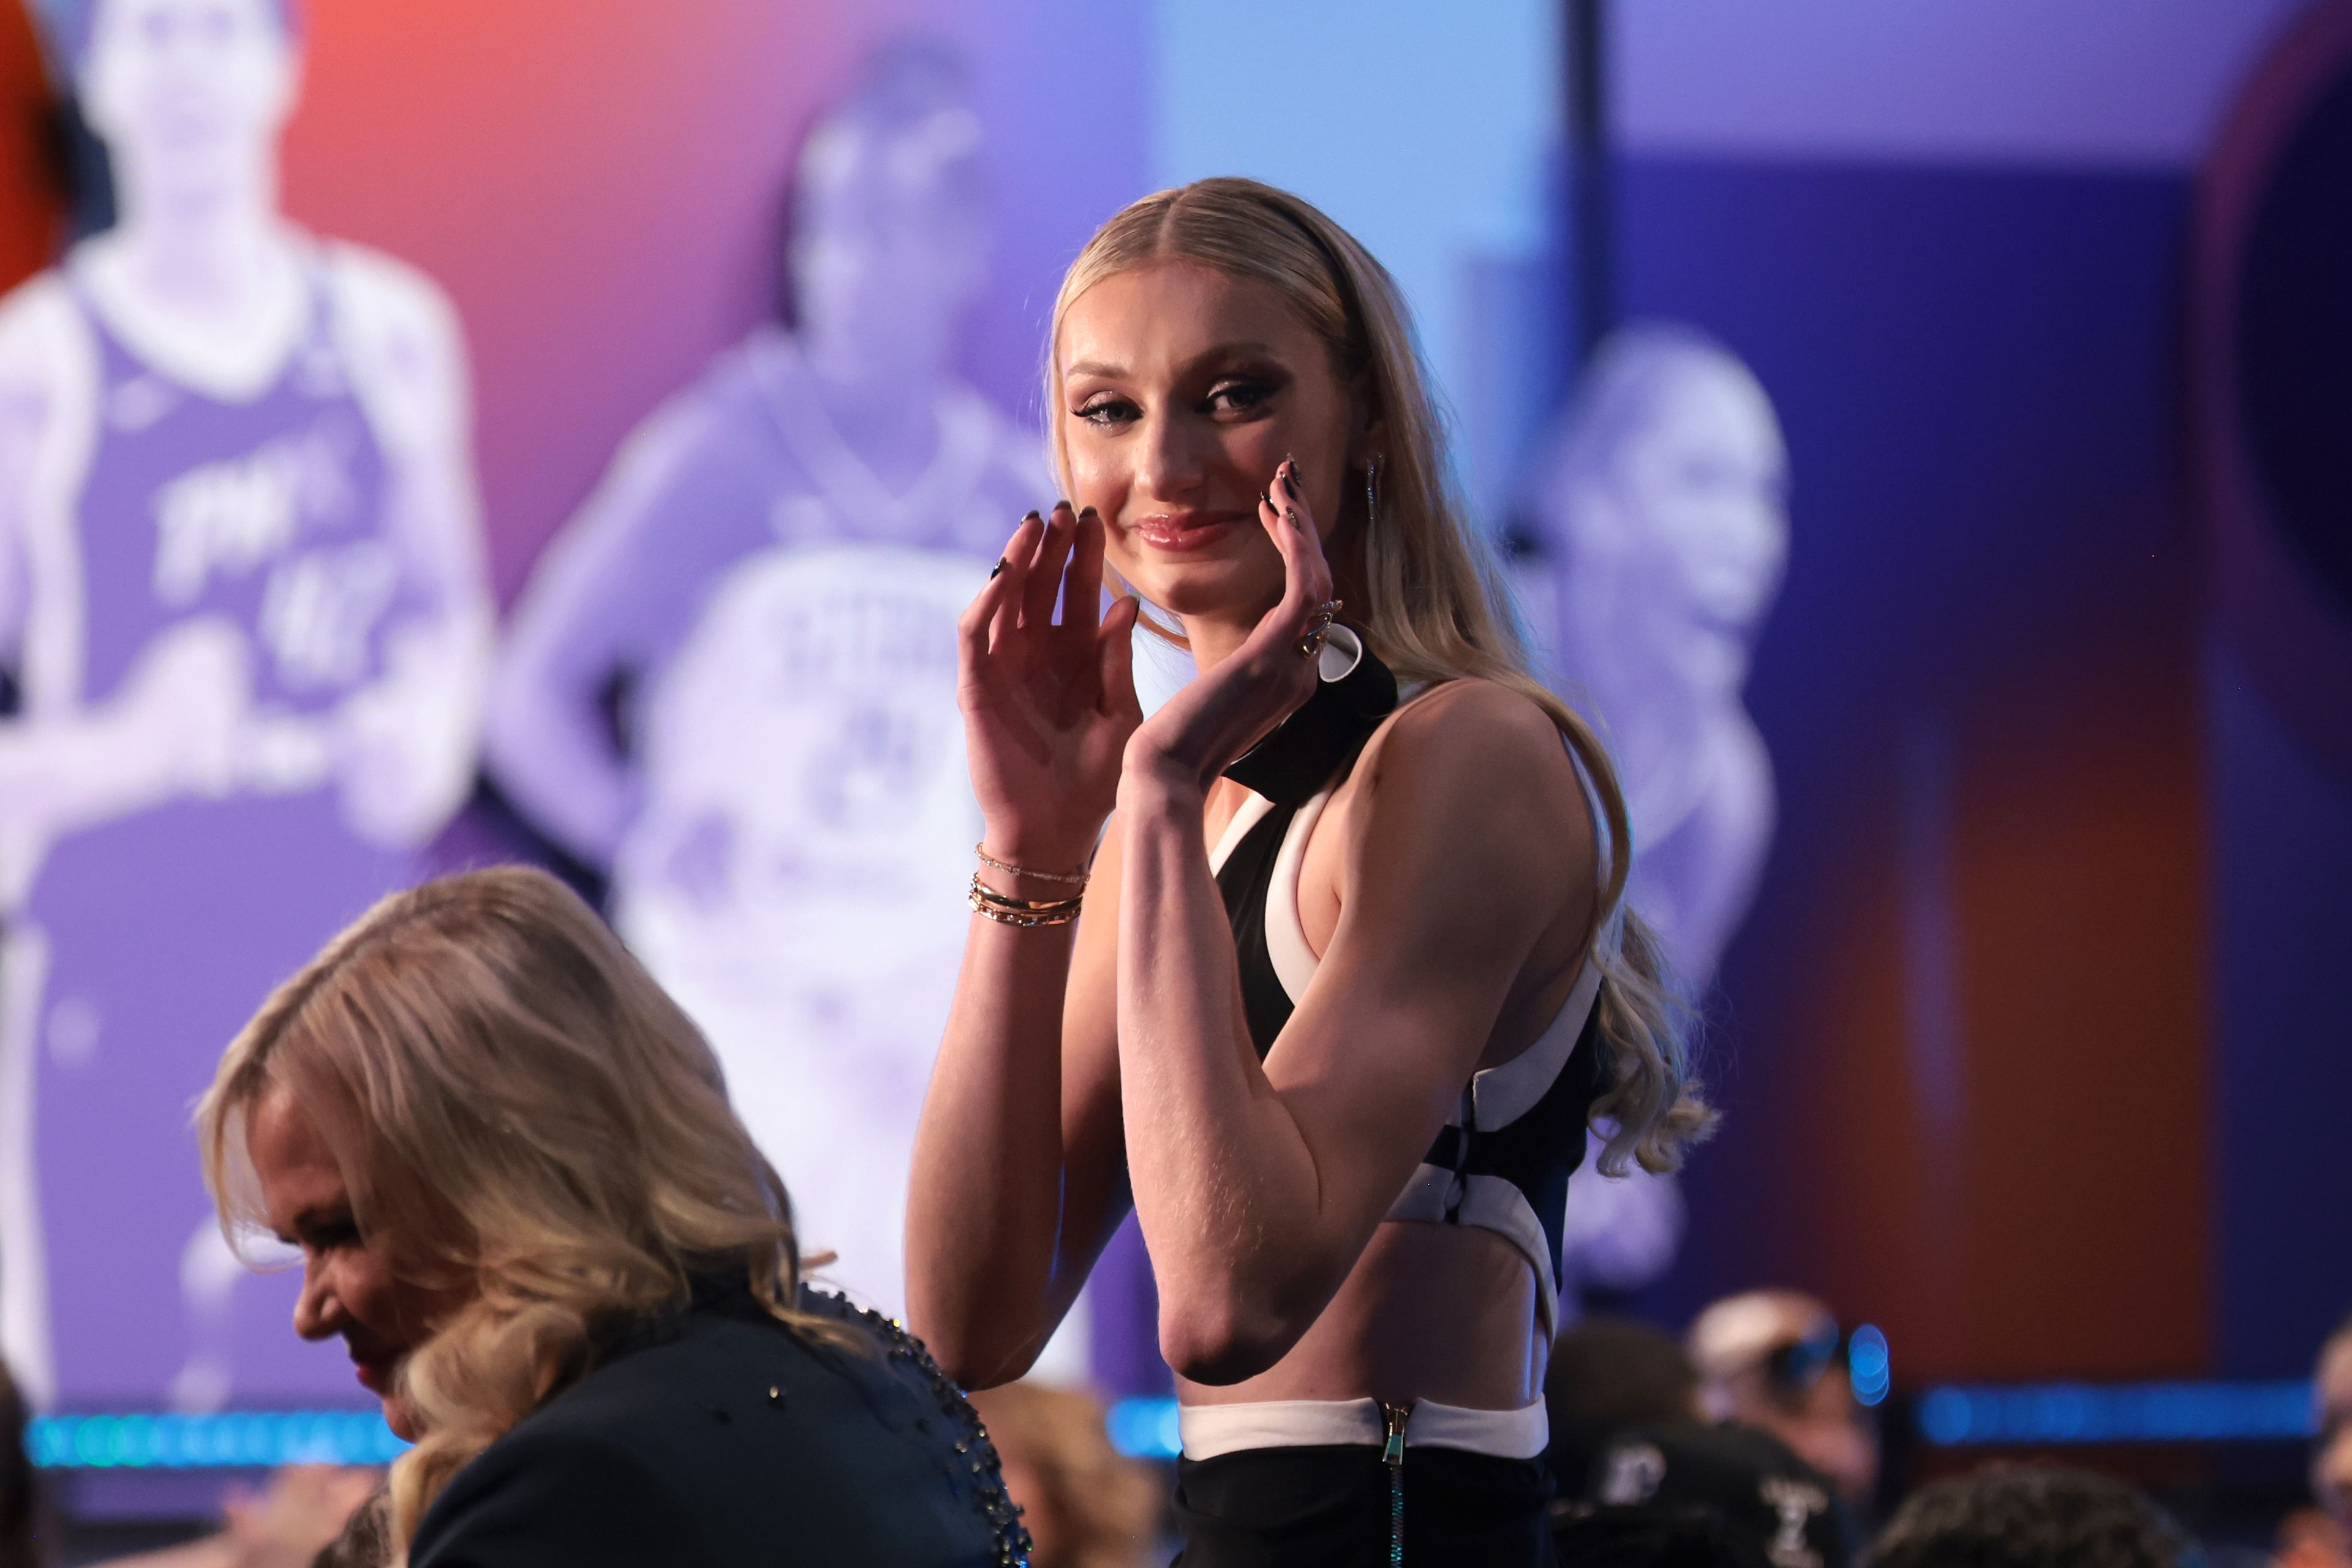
[958,502,1144,870]
[1121,458,1336,794]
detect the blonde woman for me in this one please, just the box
[198,866,1025,1567]
[908,178,1712,1563]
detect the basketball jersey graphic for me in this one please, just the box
[14,274,426,1412]
[491,323,1054,1330]
[619,544,989,1328]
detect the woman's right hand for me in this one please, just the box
[958,502,1142,870]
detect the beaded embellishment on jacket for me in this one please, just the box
[799,1289,1035,1567]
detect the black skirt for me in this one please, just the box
[1172,1443,1555,1566]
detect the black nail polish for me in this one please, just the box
[1022,510,1041,522]
[1286,508,1302,532]
[1287,457,1304,489]
[1261,490,1272,507]
[989,558,1006,579]
[1079,505,1099,521]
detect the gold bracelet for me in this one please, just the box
[968,875,1084,916]
[974,842,1090,887]
[968,881,1082,927]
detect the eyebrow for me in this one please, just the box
[1063,341,1286,382]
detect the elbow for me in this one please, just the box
[932,1344,1020,1394]
[924,1324,1036,1394]
[1157,1291,1306,1387]
[904,1275,1039,1393]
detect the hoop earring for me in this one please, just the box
[1363,456,1379,529]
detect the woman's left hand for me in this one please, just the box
[1123,458,1336,794]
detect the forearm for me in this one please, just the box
[906,881,1084,1387]
[1115,775,1326,1380]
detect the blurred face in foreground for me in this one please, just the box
[1055,260,1363,635]
[247,1084,470,1441]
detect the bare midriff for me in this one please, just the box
[1174,1222,1546,1412]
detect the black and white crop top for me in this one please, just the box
[1211,627,1610,1340]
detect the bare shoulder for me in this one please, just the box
[0,273,82,393]
[324,241,467,366]
[1366,679,1589,819]
[1349,676,1599,883]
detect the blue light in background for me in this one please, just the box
[29,1412,409,1469]
[36,1382,2313,1471]
[1850,1324,1891,1408]
[1107,1397,1182,1461]
[1915,1381,2315,1446]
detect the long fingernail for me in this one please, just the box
[1079,505,1099,521]
[1261,490,1272,507]
[1287,456,1304,489]
[1022,510,1042,524]
[1285,508,1302,532]
[989,558,1006,579]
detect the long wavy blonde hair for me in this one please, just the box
[1049,176,1713,1173]
[197,865,849,1555]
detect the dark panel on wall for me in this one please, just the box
[2194,0,2352,1381]
[1616,156,2209,1381]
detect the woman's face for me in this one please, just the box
[247,1084,470,1441]
[1595,360,1788,699]
[83,0,296,192]
[1056,261,1360,624]
[790,118,984,384]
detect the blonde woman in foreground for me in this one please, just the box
[199,866,1024,1568]
[908,177,1713,1564]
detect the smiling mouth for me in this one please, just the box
[350,1350,400,1395]
[1127,511,1250,553]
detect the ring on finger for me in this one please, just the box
[1297,598,1343,660]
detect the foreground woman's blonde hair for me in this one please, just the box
[197,865,845,1554]
[1049,176,1713,1173]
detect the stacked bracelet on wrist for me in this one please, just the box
[968,874,1083,927]
[967,843,1088,928]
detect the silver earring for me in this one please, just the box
[1364,456,1379,527]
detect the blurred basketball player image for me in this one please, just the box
[0,0,490,1409]
[487,43,1044,1329]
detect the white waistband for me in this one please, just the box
[1177,1396,1548,1462]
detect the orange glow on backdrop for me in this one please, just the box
[277,0,932,600]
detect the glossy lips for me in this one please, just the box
[1126,508,1251,553]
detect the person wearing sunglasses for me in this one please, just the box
[1688,1289,1882,1509]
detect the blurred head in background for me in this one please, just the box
[1690,1290,1879,1507]
[1532,323,1789,706]
[62,0,301,220]
[967,1382,1158,1568]
[2314,1316,2352,1531]
[1547,1315,1706,1492]
[789,39,987,390]
[1868,1466,2187,1568]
